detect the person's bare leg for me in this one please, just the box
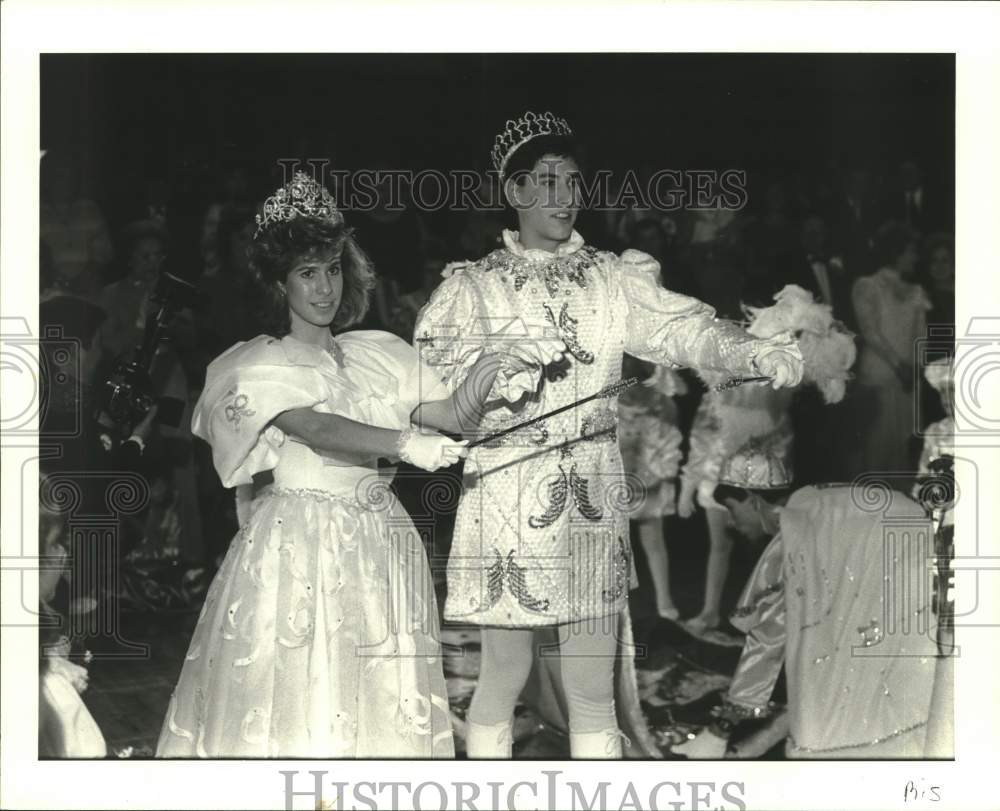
[636,518,677,619]
[689,507,732,631]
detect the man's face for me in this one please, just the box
[723,496,770,542]
[130,237,166,282]
[509,154,580,247]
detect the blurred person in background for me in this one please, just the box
[921,232,955,333]
[196,205,259,359]
[200,162,255,281]
[40,152,114,299]
[618,356,686,621]
[881,160,948,237]
[829,166,877,281]
[101,220,204,562]
[786,216,852,327]
[850,221,930,475]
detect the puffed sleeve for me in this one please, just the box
[191,339,329,488]
[335,330,451,426]
[725,533,787,713]
[414,266,542,402]
[619,250,765,378]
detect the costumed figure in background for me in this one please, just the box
[157,172,494,758]
[414,111,804,759]
[678,284,856,635]
[674,436,942,759]
[850,221,931,474]
[618,358,686,620]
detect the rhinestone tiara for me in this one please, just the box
[491,111,573,177]
[717,433,794,491]
[254,170,344,238]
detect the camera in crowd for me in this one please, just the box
[103,270,197,431]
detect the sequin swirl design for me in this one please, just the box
[482,549,551,614]
[543,302,595,364]
[528,462,605,527]
[601,536,631,603]
[480,245,600,297]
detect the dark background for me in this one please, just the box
[41,51,954,208]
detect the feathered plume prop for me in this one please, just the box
[743,285,857,403]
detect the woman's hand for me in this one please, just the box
[397,429,468,472]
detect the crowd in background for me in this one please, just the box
[37,150,954,573]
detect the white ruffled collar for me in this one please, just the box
[502,229,585,261]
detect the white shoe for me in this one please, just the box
[464,718,513,759]
[569,728,628,759]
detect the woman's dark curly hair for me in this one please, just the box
[249,215,376,336]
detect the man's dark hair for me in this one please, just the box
[713,483,791,506]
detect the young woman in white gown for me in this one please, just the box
[157,172,501,758]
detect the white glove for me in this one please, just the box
[487,317,566,368]
[753,340,805,389]
[397,428,468,472]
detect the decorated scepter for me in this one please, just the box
[467,377,640,449]
[464,369,782,449]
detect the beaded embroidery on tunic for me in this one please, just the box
[479,244,602,297]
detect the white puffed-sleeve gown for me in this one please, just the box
[156,330,454,758]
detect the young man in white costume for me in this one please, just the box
[414,112,804,758]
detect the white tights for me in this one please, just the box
[467,618,618,733]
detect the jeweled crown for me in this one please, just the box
[491,111,573,177]
[254,171,343,239]
[718,434,794,490]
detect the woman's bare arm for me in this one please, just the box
[271,409,401,457]
[411,353,502,436]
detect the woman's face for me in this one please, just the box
[283,248,344,332]
[130,236,166,282]
[509,153,580,248]
[929,246,954,285]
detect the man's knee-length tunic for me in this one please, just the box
[415,230,779,627]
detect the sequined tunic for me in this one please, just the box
[724,486,938,757]
[415,230,778,626]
